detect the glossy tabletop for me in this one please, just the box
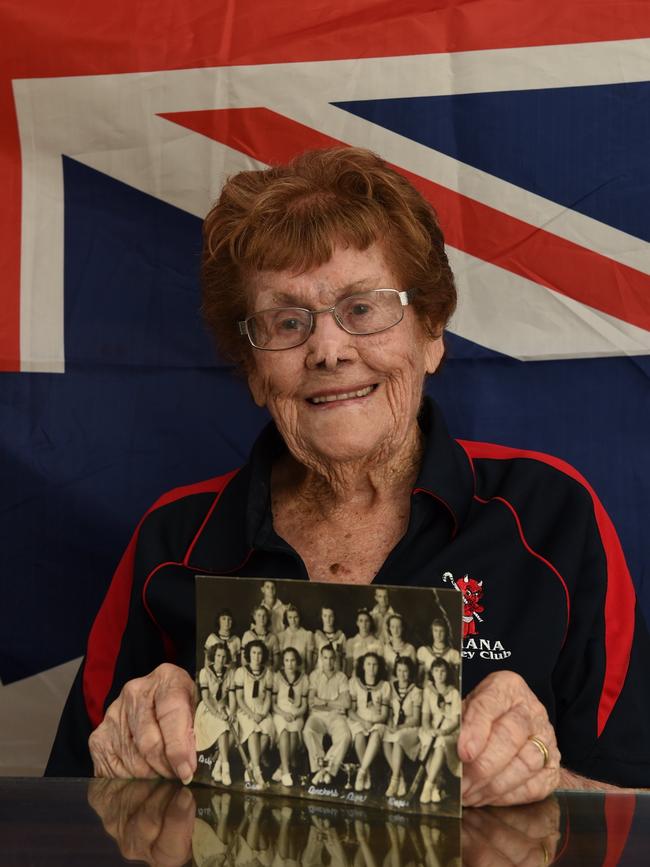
[1,778,649,865]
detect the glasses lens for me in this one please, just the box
[336,290,404,335]
[248,307,312,349]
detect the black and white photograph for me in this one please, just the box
[193,576,463,817]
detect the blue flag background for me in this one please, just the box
[0,0,648,773]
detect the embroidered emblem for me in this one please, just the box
[442,571,512,661]
[442,571,484,637]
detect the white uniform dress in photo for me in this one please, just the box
[241,629,280,662]
[382,639,416,677]
[418,685,461,776]
[204,632,242,664]
[313,629,346,668]
[234,666,275,743]
[383,681,422,760]
[278,626,314,664]
[348,677,391,737]
[416,644,460,674]
[303,669,351,774]
[345,635,383,666]
[194,666,234,751]
[272,670,309,737]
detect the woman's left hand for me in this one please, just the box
[459,671,561,806]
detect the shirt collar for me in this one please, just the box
[187,396,474,571]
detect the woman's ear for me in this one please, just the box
[424,332,445,375]
[247,366,267,408]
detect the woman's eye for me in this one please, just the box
[350,303,371,316]
[278,317,301,331]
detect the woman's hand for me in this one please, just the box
[88,663,197,783]
[87,779,195,867]
[459,671,560,806]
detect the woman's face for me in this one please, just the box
[249,645,264,669]
[287,609,300,629]
[213,647,227,671]
[432,623,446,645]
[395,662,409,686]
[254,608,268,630]
[388,617,402,639]
[363,655,379,684]
[322,608,335,631]
[219,614,232,634]
[357,613,371,637]
[432,664,447,688]
[246,243,443,469]
[283,652,297,675]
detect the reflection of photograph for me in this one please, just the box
[193,576,462,817]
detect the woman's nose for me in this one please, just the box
[304,310,358,370]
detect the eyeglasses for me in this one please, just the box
[238,288,411,351]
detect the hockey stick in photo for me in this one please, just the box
[223,710,257,785]
[406,718,444,802]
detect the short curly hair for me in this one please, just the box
[202,146,456,371]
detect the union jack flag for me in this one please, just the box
[0,0,648,780]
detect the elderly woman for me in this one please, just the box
[48,146,650,800]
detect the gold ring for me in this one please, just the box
[528,735,550,768]
[540,841,550,865]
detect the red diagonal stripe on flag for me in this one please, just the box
[161,107,650,333]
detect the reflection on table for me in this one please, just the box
[1,778,645,865]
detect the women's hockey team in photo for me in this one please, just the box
[193,578,462,813]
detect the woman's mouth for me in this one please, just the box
[307,384,378,406]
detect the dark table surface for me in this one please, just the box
[1,778,649,865]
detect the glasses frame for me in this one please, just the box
[238,288,412,351]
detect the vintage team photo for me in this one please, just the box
[193,576,463,817]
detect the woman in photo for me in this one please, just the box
[348,651,390,792]
[418,658,461,804]
[278,604,314,673]
[205,608,241,666]
[345,609,383,677]
[313,605,346,671]
[194,642,236,785]
[382,613,416,678]
[272,646,309,786]
[242,605,281,670]
[416,617,460,683]
[234,639,275,787]
[383,655,422,798]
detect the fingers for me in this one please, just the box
[460,671,561,807]
[88,779,195,867]
[89,663,197,783]
[462,801,561,867]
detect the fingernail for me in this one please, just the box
[178,763,193,785]
[464,739,477,761]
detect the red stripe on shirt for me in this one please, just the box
[603,793,636,867]
[82,470,239,728]
[457,439,635,736]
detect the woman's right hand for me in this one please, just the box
[88,663,197,783]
